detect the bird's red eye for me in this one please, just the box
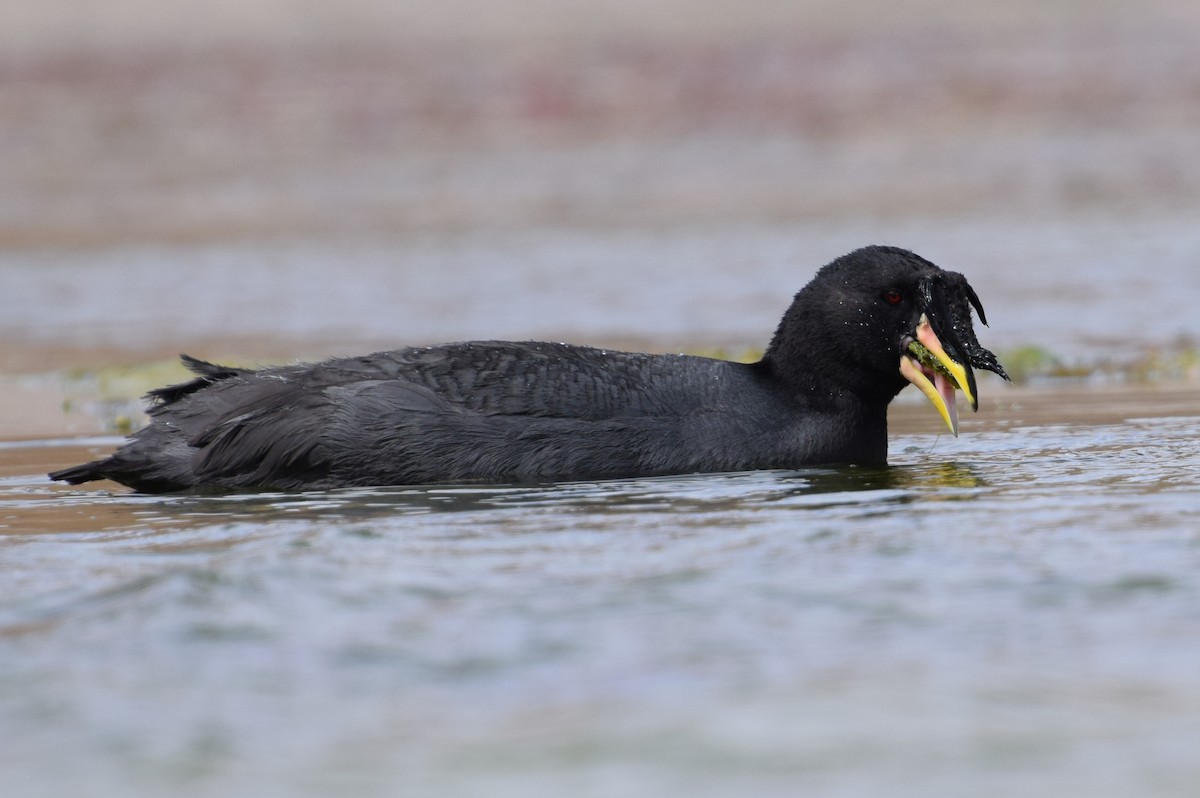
[884,289,903,305]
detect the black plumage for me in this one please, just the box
[50,246,1008,493]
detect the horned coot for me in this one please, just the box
[50,246,1008,492]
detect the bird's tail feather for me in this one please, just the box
[48,459,109,485]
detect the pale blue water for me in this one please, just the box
[4,215,1198,363]
[3,405,1199,798]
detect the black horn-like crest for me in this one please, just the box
[918,273,1010,383]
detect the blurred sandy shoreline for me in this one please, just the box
[4,0,1199,250]
[10,1,1196,52]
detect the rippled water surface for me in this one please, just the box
[3,390,1199,798]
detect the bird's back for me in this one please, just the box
[55,342,781,492]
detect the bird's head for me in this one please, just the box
[767,245,1010,434]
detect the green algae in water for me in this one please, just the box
[906,341,958,382]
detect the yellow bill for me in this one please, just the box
[900,314,976,436]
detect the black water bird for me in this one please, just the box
[50,246,1009,493]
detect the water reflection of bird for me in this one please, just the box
[51,246,1008,493]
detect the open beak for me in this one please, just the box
[899,313,978,437]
